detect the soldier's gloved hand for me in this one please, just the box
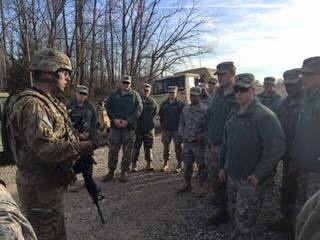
[79,141,96,154]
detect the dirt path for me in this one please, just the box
[2,137,288,240]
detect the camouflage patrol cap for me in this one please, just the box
[235,73,255,88]
[264,77,276,84]
[76,85,89,94]
[168,86,178,93]
[122,75,132,83]
[214,61,236,75]
[301,56,320,74]
[144,83,152,90]
[283,68,301,84]
[190,86,201,96]
[29,48,72,72]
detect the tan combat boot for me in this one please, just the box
[161,161,169,172]
[145,161,154,171]
[119,171,128,183]
[130,162,138,173]
[176,181,191,194]
[102,170,114,182]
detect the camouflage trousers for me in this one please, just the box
[183,142,207,185]
[228,175,266,240]
[295,171,320,217]
[205,143,228,206]
[108,128,136,172]
[17,183,66,240]
[132,130,154,163]
[161,130,182,163]
[280,158,298,218]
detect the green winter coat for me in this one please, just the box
[220,99,286,181]
[206,87,236,145]
[291,88,320,172]
[159,98,185,131]
[136,96,159,133]
[106,88,143,129]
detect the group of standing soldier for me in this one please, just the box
[1,46,320,240]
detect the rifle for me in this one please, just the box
[70,114,105,224]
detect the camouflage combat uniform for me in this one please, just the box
[179,98,207,186]
[290,57,320,218]
[5,88,82,240]
[0,182,37,240]
[159,96,185,165]
[206,86,236,206]
[221,74,285,239]
[277,69,304,220]
[106,87,143,172]
[132,94,159,165]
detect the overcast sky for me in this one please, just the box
[163,0,320,81]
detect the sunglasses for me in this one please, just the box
[234,86,249,93]
[79,92,88,96]
[122,81,130,85]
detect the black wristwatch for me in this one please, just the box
[0,179,6,187]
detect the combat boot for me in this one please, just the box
[102,170,114,182]
[174,162,182,173]
[130,162,138,173]
[193,184,207,198]
[145,161,154,171]
[176,181,191,194]
[265,216,294,232]
[119,171,128,183]
[208,206,230,226]
[161,161,169,172]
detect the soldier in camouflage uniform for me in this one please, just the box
[199,83,210,110]
[4,48,95,240]
[102,75,143,183]
[207,77,218,101]
[159,86,185,172]
[67,85,104,200]
[266,69,303,235]
[176,87,207,196]
[206,61,237,225]
[257,77,282,114]
[0,179,37,240]
[131,83,159,172]
[219,73,285,240]
[290,56,320,219]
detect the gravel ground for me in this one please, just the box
[1,136,289,240]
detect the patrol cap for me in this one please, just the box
[214,61,236,75]
[168,86,178,93]
[283,68,301,84]
[235,73,255,88]
[301,56,320,74]
[264,77,276,84]
[144,83,152,91]
[76,85,89,94]
[122,75,132,83]
[208,77,218,84]
[190,86,201,96]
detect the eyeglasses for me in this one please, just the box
[122,81,130,85]
[234,86,249,93]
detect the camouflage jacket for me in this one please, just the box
[257,90,282,114]
[5,88,81,187]
[179,103,206,143]
[0,184,37,240]
[277,90,304,159]
[220,100,286,181]
[291,88,320,172]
